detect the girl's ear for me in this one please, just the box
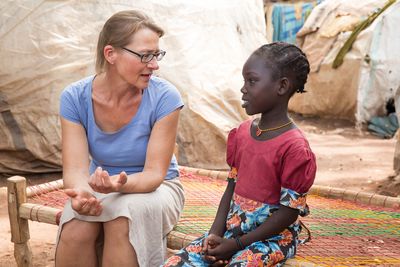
[104,45,117,65]
[277,77,291,96]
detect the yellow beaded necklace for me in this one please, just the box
[256,120,293,136]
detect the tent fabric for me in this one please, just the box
[0,0,267,174]
[289,0,400,123]
[393,86,400,174]
[264,1,320,44]
[295,0,383,72]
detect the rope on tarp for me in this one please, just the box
[332,0,396,69]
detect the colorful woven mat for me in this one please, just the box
[28,170,400,266]
[175,171,400,266]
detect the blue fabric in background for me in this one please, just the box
[272,1,322,44]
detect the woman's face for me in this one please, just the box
[240,55,280,115]
[114,28,161,90]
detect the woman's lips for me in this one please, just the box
[140,74,151,81]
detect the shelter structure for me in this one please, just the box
[289,0,400,124]
[0,0,267,173]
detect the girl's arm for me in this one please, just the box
[118,109,180,193]
[239,204,299,247]
[202,178,235,259]
[209,179,236,236]
[205,205,299,261]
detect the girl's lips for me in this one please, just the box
[242,100,249,108]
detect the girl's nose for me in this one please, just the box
[240,85,247,94]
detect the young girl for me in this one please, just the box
[163,42,317,266]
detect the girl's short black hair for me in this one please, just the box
[254,42,310,95]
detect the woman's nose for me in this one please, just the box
[240,85,247,94]
[147,58,159,70]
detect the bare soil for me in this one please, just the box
[0,115,399,266]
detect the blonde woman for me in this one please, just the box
[56,10,184,267]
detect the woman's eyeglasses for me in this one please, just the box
[121,47,166,63]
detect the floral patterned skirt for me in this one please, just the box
[162,193,302,267]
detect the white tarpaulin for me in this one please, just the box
[0,0,267,174]
[289,0,400,124]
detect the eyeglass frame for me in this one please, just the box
[120,47,166,63]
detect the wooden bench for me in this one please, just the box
[7,166,400,266]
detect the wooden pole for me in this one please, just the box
[7,176,32,267]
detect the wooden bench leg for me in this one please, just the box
[7,176,33,267]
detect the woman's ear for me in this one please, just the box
[277,77,291,96]
[104,45,116,65]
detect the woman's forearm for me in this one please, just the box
[118,170,165,193]
[63,169,91,190]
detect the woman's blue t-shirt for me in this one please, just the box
[59,75,183,179]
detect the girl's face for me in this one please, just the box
[114,28,161,90]
[241,55,280,115]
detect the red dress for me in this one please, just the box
[227,119,316,211]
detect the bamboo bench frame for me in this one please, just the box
[7,166,400,267]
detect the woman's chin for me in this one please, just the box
[131,80,149,90]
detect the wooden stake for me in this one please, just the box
[7,176,32,267]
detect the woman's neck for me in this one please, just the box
[94,72,141,102]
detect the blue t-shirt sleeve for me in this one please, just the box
[59,77,92,131]
[59,88,81,124]
[154,81,184,122]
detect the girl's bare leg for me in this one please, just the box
[56,219,101,267]
[102,217,139,267]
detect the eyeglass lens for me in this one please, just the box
[142,51,166,63]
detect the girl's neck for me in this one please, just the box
[252,112,295,141]
[258,109,290,129]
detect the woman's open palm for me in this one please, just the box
[88,167,128,193]
[64,188,102,216]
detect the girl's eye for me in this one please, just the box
[243,78,256,86]
[248,79,256,85]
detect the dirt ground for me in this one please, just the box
[0,115,399,267]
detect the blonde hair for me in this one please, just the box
[95,10,164,73]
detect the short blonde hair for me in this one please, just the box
[95,10,164,73]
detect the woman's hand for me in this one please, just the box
[88,167,128,193]
[202,234,236,265]
[64,188,103,216]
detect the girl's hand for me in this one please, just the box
[88,167,128,193]
[202,233,220,253]
[210,260,229,267]
[202,234,223,264]
[204,236,237,262]
[64,188,102,216]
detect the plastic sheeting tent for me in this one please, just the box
[0,0,267,174]
[289,0,400,124]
